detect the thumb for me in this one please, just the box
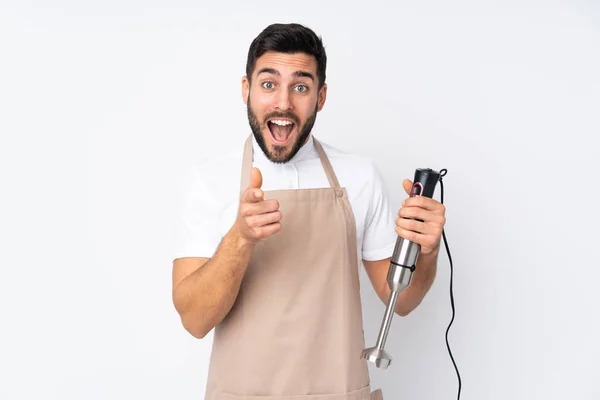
[250,167,263,189]
[402,179,413,196]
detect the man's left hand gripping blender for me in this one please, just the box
[362,168,442,369]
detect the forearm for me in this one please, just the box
[395,246,438,316]
[173,227,255,338]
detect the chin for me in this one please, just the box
[268,135,295,154]
[261,130,298,163]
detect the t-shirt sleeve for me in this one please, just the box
[172,165,222,261]
[361,163,398,261]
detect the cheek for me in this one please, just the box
[298,98,318,119]
[250,90,272,109]
[249,97,268,123]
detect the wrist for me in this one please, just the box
[228,225,256,252]
[421,243,441,257]
[413,246,438,285]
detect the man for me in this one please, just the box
[172,23,446,400]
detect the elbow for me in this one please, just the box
[394,285,429,317]
[181,316,211,339]
[395,307,412,317]
[174,301,211,339]
[188,327,209,340]
[394,299,421,317]
[173,292,210,339]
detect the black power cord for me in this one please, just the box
[438,169,462,400]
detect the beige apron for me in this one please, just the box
[204,135,384,400]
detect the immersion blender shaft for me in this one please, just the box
[375,291,400,349]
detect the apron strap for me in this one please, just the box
[239,134,342,197]
[313,138,341,189]
[240,135,253,198]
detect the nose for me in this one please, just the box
[274,88,293,111]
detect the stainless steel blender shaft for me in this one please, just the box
[361,237,420,369]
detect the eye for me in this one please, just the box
[262,81,275,90]
[295,85,308,93]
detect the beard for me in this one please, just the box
[247,97,318,164]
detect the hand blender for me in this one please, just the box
[362,168,442,369]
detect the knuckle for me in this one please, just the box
[240,204,251,217]
[246,215,258,227]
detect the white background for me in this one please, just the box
[1,1,599,399]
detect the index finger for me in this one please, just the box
[403,195,442,212]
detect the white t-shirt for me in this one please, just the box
[173,134,398,264]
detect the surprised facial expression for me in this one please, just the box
[243,51,327,163]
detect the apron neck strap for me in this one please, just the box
[312,138,341,189]
[240,135,341,198]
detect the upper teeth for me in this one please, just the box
[271,120,293,126]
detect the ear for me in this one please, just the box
[317,83,327,111]
[242,76,250,105]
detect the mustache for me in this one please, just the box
[263,112,299,125]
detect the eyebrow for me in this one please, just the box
[257,68,315,82]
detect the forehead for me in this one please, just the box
[253,51,317,77]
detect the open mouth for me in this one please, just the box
[267,119,296,145]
